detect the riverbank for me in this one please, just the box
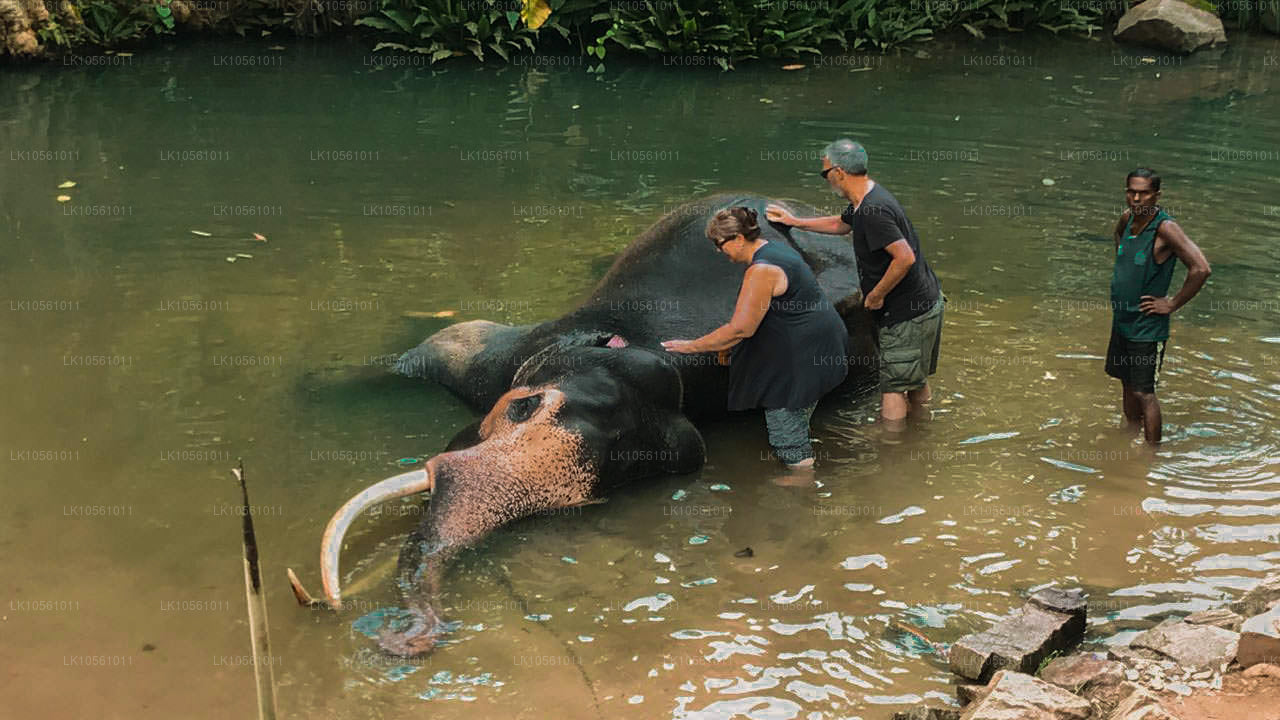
[5,0,1279,65]
[896,574,1280,719]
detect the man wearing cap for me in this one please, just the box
[766,138,944,424]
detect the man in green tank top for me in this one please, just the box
[1106,168,1211,444]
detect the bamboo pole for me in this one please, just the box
[233,459,279,720]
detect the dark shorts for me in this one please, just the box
[878,296,944,394]
[1105,327,1165,394]
[763,403,817,465]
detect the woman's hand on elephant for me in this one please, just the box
[662,339,698,354]
[765,204,796,226]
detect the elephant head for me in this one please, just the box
[312,340,705,655]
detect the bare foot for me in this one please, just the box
[771,459,815,486]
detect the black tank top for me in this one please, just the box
[726,241,850,411]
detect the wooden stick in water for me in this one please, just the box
[234,459,280,720]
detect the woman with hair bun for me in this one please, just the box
[662,206,848,469]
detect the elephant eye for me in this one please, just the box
[506,393,542,423]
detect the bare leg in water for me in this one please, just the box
[907,383,932,419]
[882,382,931,429]
[1121,385,1162,443]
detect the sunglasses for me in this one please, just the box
[820,166,840,179]
[714,236,736,251]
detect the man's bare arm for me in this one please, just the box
[864,239,915,309]
[765,205,851,235]
[791,215,853,235]
[1139,221,1211,315]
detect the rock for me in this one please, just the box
[1184,606,1244,632]
[893,707,962,720]
[1040,654,1124,692]
[1031,588,1087,622]
[1243,662,1280,679]
[1108,644,1163,665]
[958,670,1091,720]
[950,604,1086,683]
[1237,605,1280,668]
[1114,0,1227,54]
[1230,572,1280,618]
[1107,687,1174,720]
[1130,619,1239,669]
[957,684,991,707]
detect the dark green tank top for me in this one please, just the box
[1111,207,1175,342]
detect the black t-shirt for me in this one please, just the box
[840,183,940,327]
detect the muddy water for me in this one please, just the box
[2,33,1279,720]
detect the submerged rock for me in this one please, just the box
[1114,0,1227,54]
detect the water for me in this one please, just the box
[3,33,1280,719]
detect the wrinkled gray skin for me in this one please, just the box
[330,193,875,656]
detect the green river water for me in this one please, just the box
[2,32,1280,720]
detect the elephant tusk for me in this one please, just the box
[320,467,434,610]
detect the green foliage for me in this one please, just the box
[50,0,1277,65]
[355,0,568,63]
[1208,0,1277,27]
[208,0,289,38]
[603,0,846,69]
[37,19,75,48]
[842,0,934,50]
[846,0,1103,48]
[1035,649,1062,675]
[73,0,177,45]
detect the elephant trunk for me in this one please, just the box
[375,527,457,656]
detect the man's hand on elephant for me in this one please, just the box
[765,204,796,226]
[863,291,885,311]
[661,339,698,354]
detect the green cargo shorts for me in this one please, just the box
[878,296,944,394]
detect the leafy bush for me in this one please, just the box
[842,0,1104,49]
[72,0,177,45]
[355,0,599,62]
[603,0,847,69]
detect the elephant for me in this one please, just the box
[292,193,878,656]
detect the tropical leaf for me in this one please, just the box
[519,0,551,29]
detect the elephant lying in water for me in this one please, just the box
[292,193,877,656]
